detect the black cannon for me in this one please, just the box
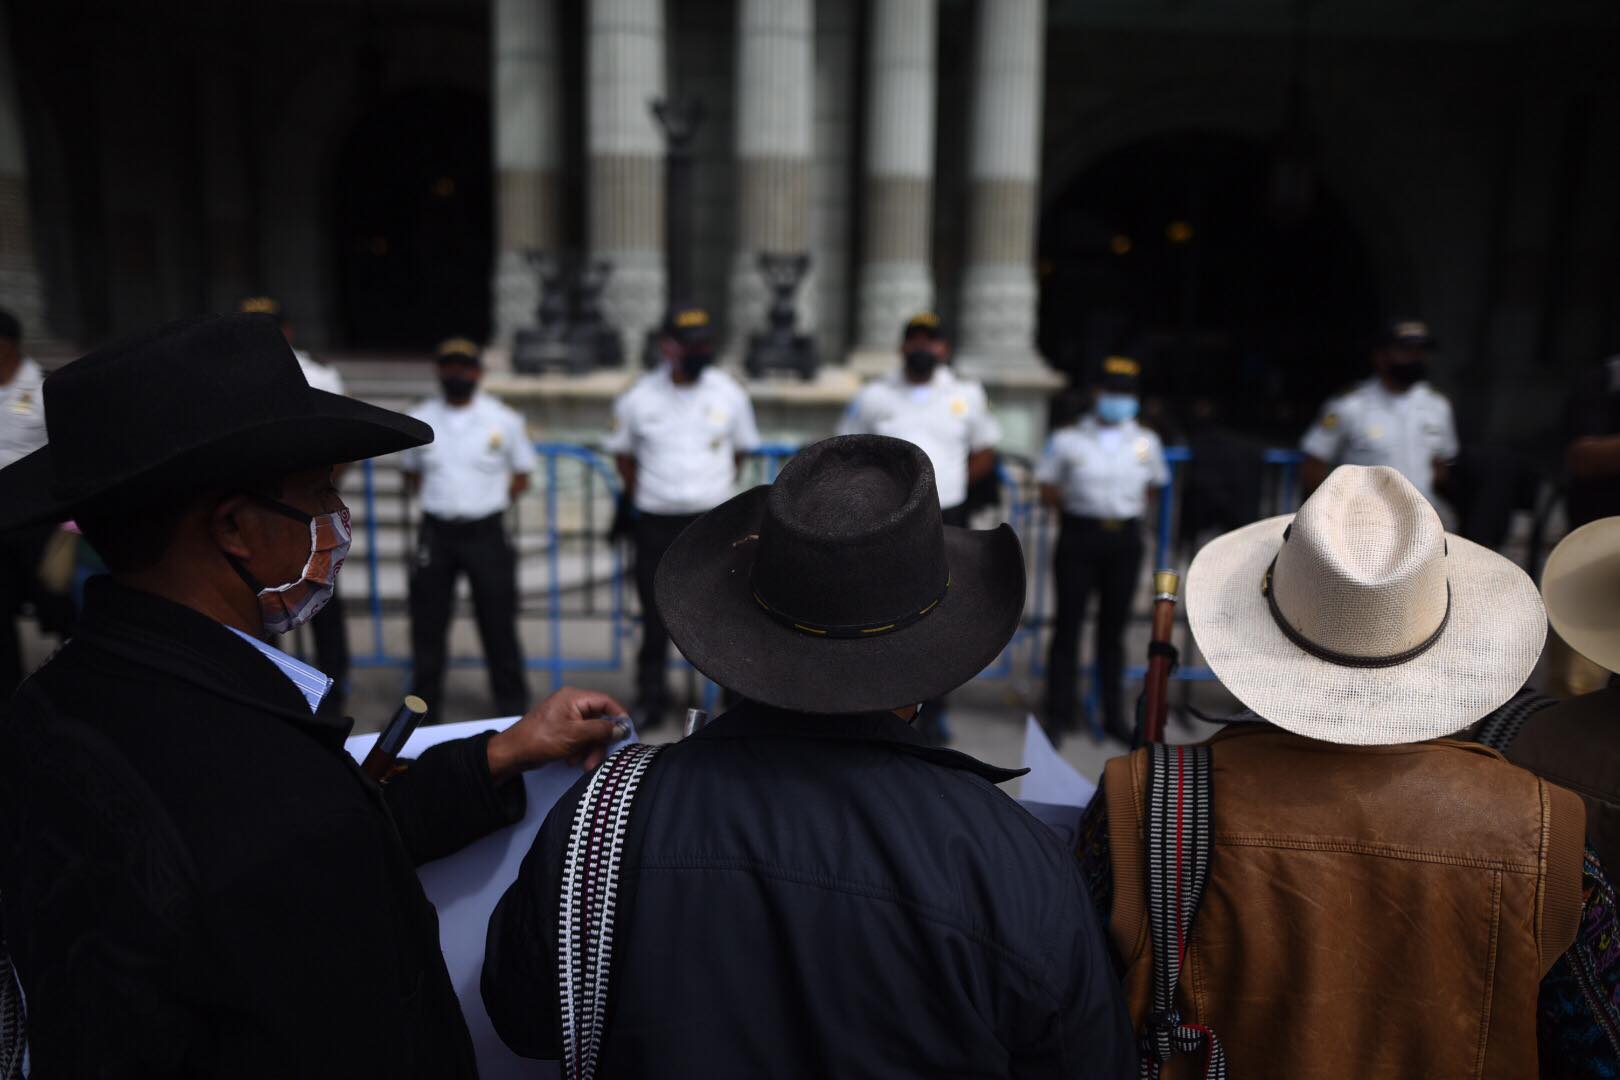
[745,252,817,381]
[511,253,625,375]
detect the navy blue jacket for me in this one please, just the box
[0,577,523,1078]
[483,701,1133,1078]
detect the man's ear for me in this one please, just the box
[210,494,259,562]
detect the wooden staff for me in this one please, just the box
[1141,570,1180,745]
[361,695,430,781]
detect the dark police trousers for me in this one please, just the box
[1045,515,1144,738]
[409,512,529,718]
[633,511,700,720]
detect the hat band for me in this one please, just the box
[1262,558,1451,669]
[753,578,949,639]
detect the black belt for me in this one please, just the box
[1062,514,1141,532]
[422,511,505,530]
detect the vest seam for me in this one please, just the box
[1120,753,1150,967]
[1534,779,1551,970]
[1188,928,1207,1037]
[1214,834,1540,871]
[1474,868,1501,1078]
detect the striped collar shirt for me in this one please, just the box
[226,626,334,713]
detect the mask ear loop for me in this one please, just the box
[223,499,323,598]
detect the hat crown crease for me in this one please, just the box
[750,436,948,632]
[1272,467,1449,658]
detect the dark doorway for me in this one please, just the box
[1038,132,1380,441]
[333,87,493,350]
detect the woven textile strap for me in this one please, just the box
[1474,686,1557,752]
[557,742,663,1080]
[0,933,23,1080]
[1139,744,1227,1080]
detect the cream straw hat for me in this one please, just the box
[1542,516,1620,674]
[1185,465,1545,745]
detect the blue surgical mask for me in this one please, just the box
[1096,393,1139,424]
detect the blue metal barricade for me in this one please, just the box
[348,446,629,695]
[532,443,629,691]
[346,440,1304,719]
[1013,446,1304,733]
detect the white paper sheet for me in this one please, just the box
[1018,713,1098,809]
[347,718,635,1079]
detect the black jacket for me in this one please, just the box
[483,702,1133,1078]
[0,577,524,1078]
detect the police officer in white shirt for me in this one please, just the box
[1036,356,1169,743]
[0,306,57,694]
[838,312,1001,526]
[240,296,352,714]
[839,312,1001,743]
[1300,319,1458,507]
[400,337,538,718]
[605,307,760,729]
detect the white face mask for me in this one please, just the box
[229,496,352,635]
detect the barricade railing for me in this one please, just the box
[346,447,629,694]
[999,445,1302,735]
[340,441,1303,724]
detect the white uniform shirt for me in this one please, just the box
[293,348,346,396]
[1300,377,1458,506]
[1036,415,1170,519]
[837,367,1002,510]
[400,392,538,520]
[0,358,47,469]
[603,366,761,515]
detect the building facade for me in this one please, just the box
[4,0,1620,451]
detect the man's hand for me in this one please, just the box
[485,687,631,784]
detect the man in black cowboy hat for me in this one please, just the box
[0,314,627,1077]
[483,435,1133,1077]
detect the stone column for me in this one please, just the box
[851,0,937,366]
[729,0,815,353]
[956,0,1046,375]
[0,3,45,340]
[588,0,667,359]
[811,0,858,365]
[491,0,564,352]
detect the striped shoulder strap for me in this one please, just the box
[557,742,664,1080]
[1474,686,1557,752]
[0,927,23,1080]
[1139,743,1226,1080]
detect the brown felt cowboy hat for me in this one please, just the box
[0,313,432,530]
[653,435,1025,714]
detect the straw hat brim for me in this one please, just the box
[1186,514,1546,745]
[1542,516,1620,674]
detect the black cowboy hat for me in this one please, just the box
[0,313,431,530]
[654,435,1025,713]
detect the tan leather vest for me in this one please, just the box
[1104,725,1586,1079]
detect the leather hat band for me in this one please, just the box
[753,578,950,639]
[1262,558,1451,669]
